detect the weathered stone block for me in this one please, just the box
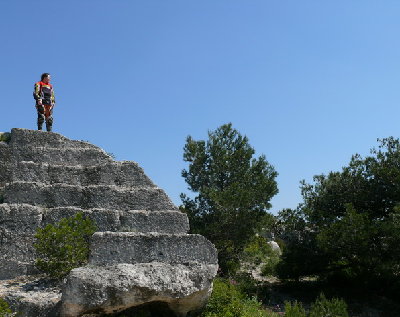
[4,182,177,211]
[89,232,218,266]
[41,207,121,231]
[0,259,38,280]
[119,209,189,234]
[11,146,112,166]
[0,276,62,316]
[13,161,155,187]
[0,204,43,233]
[61,263,218,317]
[10,128,94,149]
[41,207,188,234]
[0,142,11,186]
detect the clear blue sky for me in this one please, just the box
[1,1,400,214]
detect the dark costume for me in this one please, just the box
[33,81,55,131]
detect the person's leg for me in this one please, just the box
[46,117,53,132]
[37,105,45,130]
[44,105,53,132]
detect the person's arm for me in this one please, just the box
[51,86,56,108]
[33,82,42,105]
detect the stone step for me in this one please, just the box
[4,182,177,211]
[0,204,43,233]
[13,161,156,187]
[0,204,188,234]
[43,207,189,233]
[0,204,189,280]
[0,276,62,316]
[0,231,37,264]
[0,258,38,280]
[10,128,97,150]
[11,146,113,166]
[89,232,218,266]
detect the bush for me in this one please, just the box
[242,236,273,266]
[200,278,276,317]
[309,293,348,317]
[241,235,281,277]
[284,293,349,317]
[284,301,306,317]
[0,298,16,317]
[34,212,97,279]
[234,272,260,298]
[260,254,281,277]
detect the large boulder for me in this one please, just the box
[60,263,218,317]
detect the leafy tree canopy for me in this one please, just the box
[276,137,400,296]
[181,123,278,274]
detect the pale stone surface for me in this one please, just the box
[89,232,218,266]
[0,204,190,279]
[13,161,156,187]
[12,146,113,166]
[4,182,177,211]
[9,128,95,149]
[268,241,282,255]
[60,263,218,317]
[0,275,62,317]
[42,207,189,234]
[0,142,11,187]
[0,128,218,316]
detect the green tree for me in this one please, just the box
[181,123,278,275]
[34,212,97,279]
[275,208,327,280]
[276,138,400,296]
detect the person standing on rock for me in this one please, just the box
[33,73,56,132]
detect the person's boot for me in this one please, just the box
[46,125,52,132]
[38,124,43,131]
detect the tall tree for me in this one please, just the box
[181,123,278,274]
[276,137,400,298]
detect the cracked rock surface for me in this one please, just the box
[0,129,218,316]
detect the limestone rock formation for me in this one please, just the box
[0,128,218,317]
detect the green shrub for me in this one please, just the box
[200,278,276,317]
[0,298,16,317]
[309,293,349,317]
[260,253,281,277]
[234,272,260,298]
[34,212,97,279]
[284,301,307,317]
[241,235,281,277]
[242,236,274,265]
[283,293,349,317]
